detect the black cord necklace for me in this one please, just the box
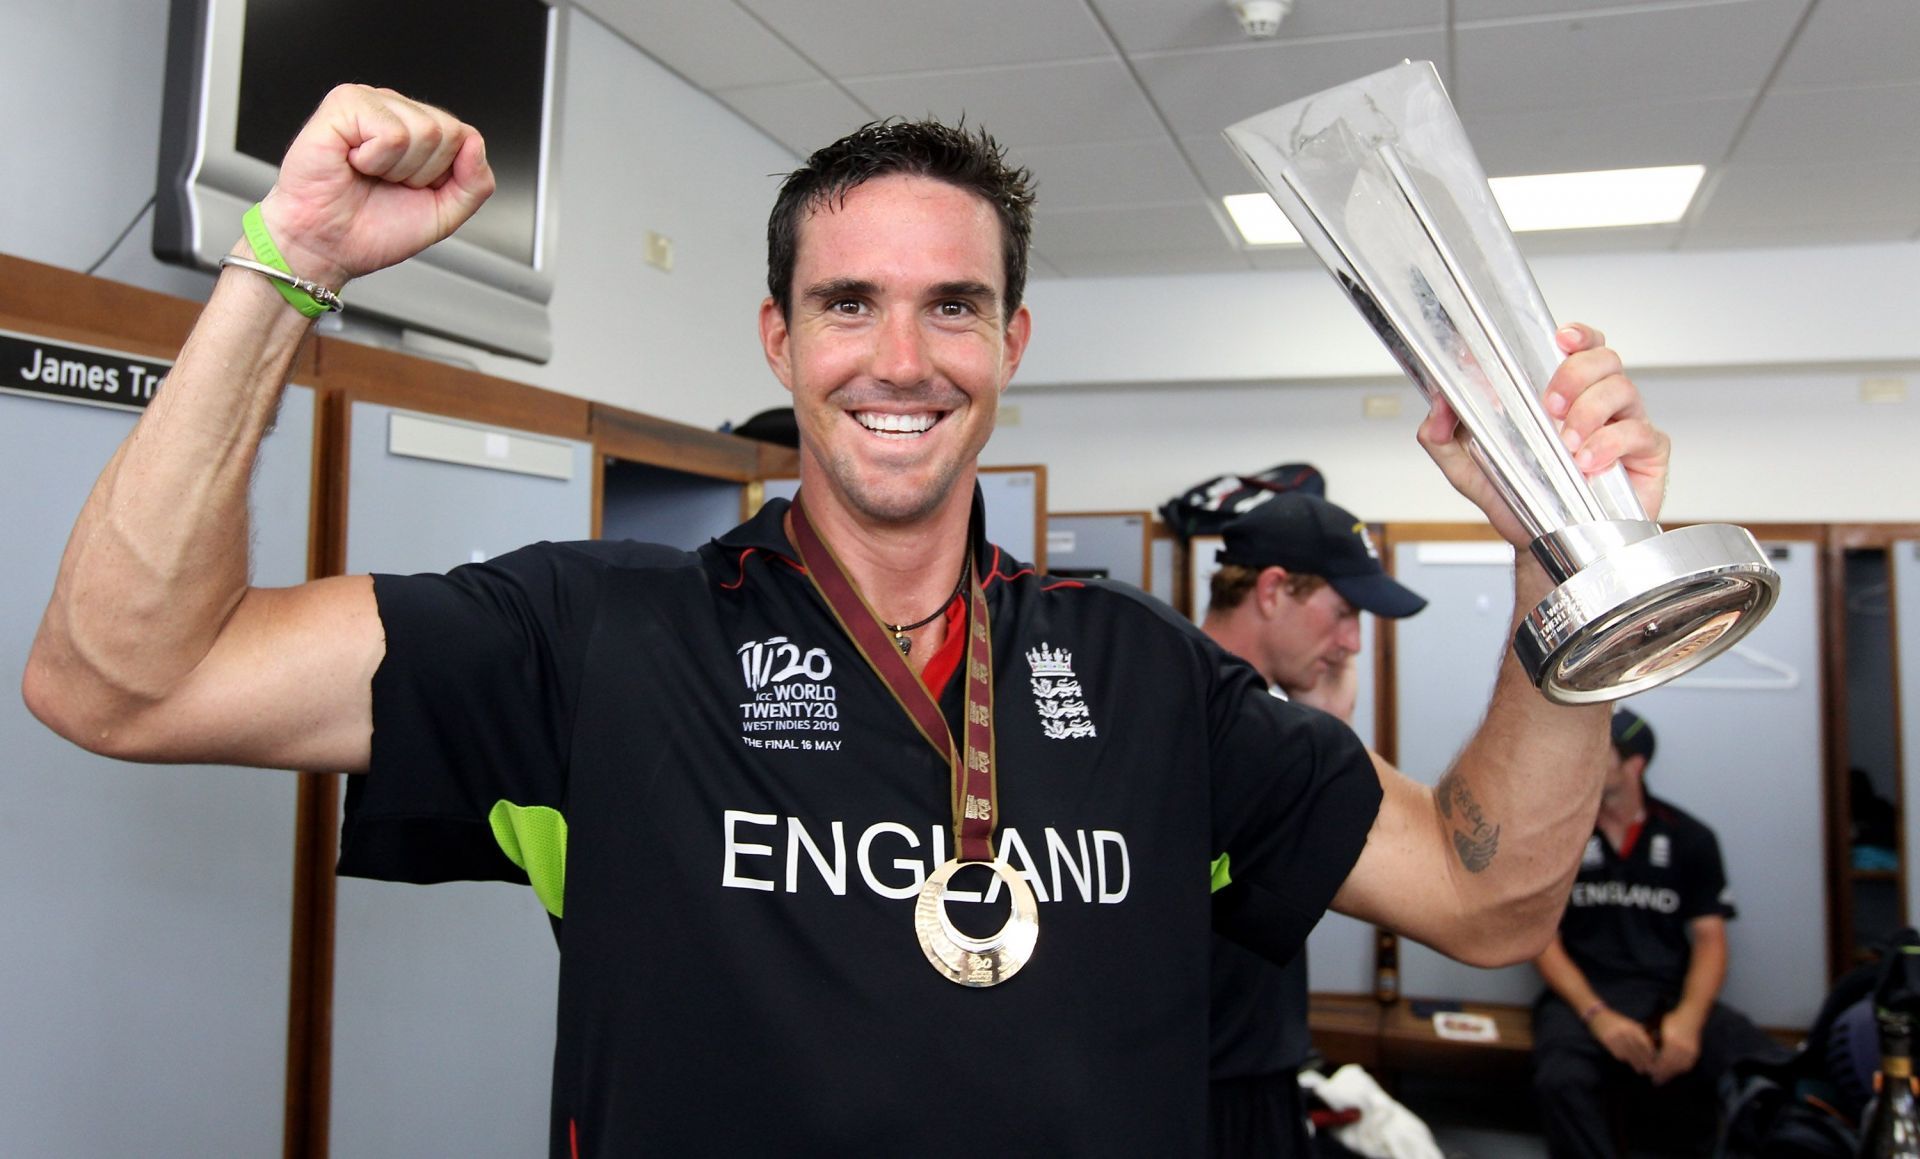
[884,555,971,656]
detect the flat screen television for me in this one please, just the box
[155,0,567,362]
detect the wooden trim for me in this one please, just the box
[284,385,350,1159]
[1829,524,1920,551]
[316,336,590,441]
[1371,521,1408,769]
[1379,521,1505,544]
[0,252,320,378]
[1892,542,1912,944]
[1822,526,1856,982]
[589,402,765,482]
[284,773,339,1159]
[1822,526,1920,980]
[591,450,606,540]
[1173,537,1193,620]
[756,443,801,480]
[983,463,1048,573]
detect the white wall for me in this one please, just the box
[1002,242,1920,523]
[990,361,1920,523]
[1017,244,1920,385]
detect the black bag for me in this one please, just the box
[1716,928,1920,1158]
[1158,462,1326,540]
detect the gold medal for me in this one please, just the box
[914,859,1039,987]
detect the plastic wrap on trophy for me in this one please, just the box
[1223,60,1778,704]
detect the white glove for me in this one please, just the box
[1299,1064,1445,1159]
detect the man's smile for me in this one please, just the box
[854,410,946,439]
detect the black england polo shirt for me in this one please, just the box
[340,495,1380,1157]
[1558,794,1737,994]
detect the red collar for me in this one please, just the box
[917,594,969,696]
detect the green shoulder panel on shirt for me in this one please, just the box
[1211,852,1231,894]
[489,801,568,919]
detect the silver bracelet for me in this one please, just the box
[217,255,346,314]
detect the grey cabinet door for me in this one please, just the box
[0,384,312,1156]
[1390,537,1823,1030]
[330,402,593,1159]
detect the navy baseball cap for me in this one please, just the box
[1610,708,1656,764]
[1215,493,1427,619]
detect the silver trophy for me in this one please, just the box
[1224,61,1778,704]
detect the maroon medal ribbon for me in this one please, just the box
[788,492,996,861]
[788,491,1036,985]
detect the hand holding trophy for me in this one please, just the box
[1224,61,1777,704]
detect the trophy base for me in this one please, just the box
[1514,524,1780,705]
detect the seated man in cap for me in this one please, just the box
[1530,709,1784,1158]
[1201,492,1427,1156]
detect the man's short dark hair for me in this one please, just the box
[766,118,1036,319]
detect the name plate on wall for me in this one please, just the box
[0,328,172,412]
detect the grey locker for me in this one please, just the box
[1047,512,1148,587]
[0,383,312,1155]
[330,403,593,1159]
[1391,537,1825,1030]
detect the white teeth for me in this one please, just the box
[856,412,937,437]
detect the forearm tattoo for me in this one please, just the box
[1436,771,1500,873]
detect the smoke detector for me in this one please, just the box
[1229,0,1293,38]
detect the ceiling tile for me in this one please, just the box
[739,0,1112,75]
[711,80,876,157]
[578,0,1917,281]
[1133,30,1451,136]
[1692,161,1920,229]
[1181,133,1271,198]
[1028,250,1068,279]
[1011,139,1211,211]
[1092,0,1445,54]
[578,0,822,89]
[1774,0,1920,90]
[1733,83,1920,165]
[1033,202,1236,255]
[844,59,1165,148]
[1460,95,1750,175]
[1451,0,1806,113]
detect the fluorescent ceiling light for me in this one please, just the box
[1490,165,1705,232]
[1224,164,1706,246]
[1223,192,1302,245]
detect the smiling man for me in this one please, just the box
[27,86,1672,1156]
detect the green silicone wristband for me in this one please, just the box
[240,203,330,319]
